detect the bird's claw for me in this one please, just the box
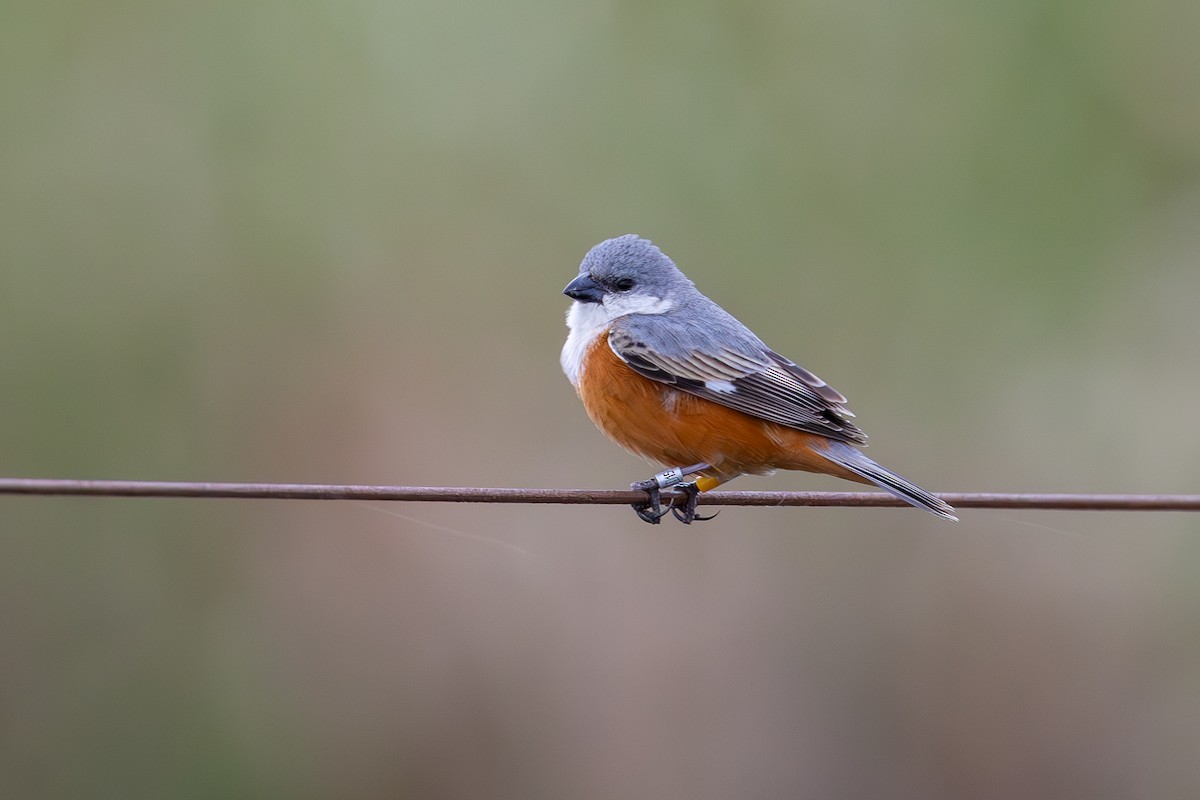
[669,482,719,525]
[631,465,716,525]
[630,479,671,524]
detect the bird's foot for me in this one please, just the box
[630,467,692,524]
[630,480,670,523]
[631,464,715,525]
[669,482,719,524]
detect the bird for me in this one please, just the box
[560,234,957,524]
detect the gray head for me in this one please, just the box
[563,235,696,314]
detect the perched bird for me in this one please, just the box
[560,235,956,524]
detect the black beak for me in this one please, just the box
[563,274,604,304]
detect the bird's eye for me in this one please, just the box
[615,277,636,291]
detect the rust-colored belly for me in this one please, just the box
[576,335,864,485]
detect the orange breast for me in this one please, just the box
[576,334,866,486]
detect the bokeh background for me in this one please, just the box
[3,1,1199,797]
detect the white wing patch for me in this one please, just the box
[705,379,737,393]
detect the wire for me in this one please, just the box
[0,478,1197,511]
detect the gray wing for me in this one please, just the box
[609,312,867,444]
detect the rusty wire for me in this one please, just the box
[0,478,1197,511]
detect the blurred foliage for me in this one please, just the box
[1,0,1199,797]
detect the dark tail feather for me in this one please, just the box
[818,441,958,522]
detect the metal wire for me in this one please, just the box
[0,478,1197,511]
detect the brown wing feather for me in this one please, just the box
[608,329,866,444]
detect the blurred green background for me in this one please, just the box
[2,0,1199,797]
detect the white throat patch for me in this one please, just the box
[560,302,609,387]
[560,294,673,387]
